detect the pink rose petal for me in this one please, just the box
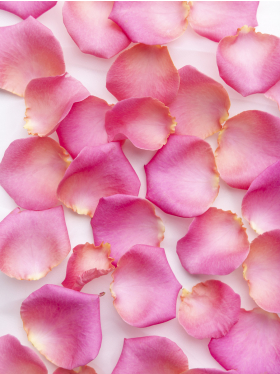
[53,366,97,374]
[188,370,236,374]
[0,1,57,19]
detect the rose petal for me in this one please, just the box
[0,334,47,374]
[20,284,102,370]
[188,2,259,42]
[110,244,182,327]
[177,208,249,275]
[62,1,130,59]
[24,73,89,137]
[112,336,189,374]
[188,370,236,374]
[57,96,113,159]
[0,1,57,19]
[265,80,280,109]
[53,366,97,374]
[217,26,280,96]
[57,143,140,217]
[106,44,180,105]
[0,137,71,211]
[0,16,65,96]
[209,308,280,374]
[145,135,219,217]
[215,110,280,189]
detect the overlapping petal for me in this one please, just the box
[145,135,219,217]
[217,26,280,96]
[21,284,102,370]
[0,17,65,96]
[0,137,71,210]
[53,366,97,374]
[0,1,57,19]
[57,143,140,217]
[177,208,249,275]
[110,244,181,327]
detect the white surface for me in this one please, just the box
[0,2,280,373]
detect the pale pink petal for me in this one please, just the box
[53,366,97,374]
[215,110,280,189]
[111,244,181,327]
[24,73,89,137]
[63,1,130,59]
[0,1,57,19]
[21,284,102,370]
[209,308,280,374]
[189,2,259,42]
[188,370,236,374]
[0,17,65,96]
[265,79,280,109]
[0,137,71,210]
[106,44,180,105]
[0,334,47,374]
[217,26,280,96]
[177,208,249,275]
[57,143,140,217]
[145,135,219,217]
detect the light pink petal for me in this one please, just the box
[57,143,140,217]
[0,1,57,19]
[0,17,65,96]
[209,308,280,374]
[188,370,236,374]
[145,135,219,217]
[265,79,280,109]
[111,244,181,327]
[177,208,249,275]
[21,284,102,370]
[106,44,180,105]
[0,334,47,374]
[53,366,97,374]
[189,2,259,42]
[0,137,71,210]
[24,73,89,137]
[91,194,165,266]
[217,26,280,96]
[215,110,280,189]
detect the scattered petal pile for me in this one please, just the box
[0,1,57,19]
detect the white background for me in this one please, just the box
[0,2,280,373]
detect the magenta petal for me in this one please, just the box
[0,1,57,19]
[188,370,236,374]
[53,366,97,374]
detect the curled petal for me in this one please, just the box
[24,73,89,137]
[106,44,180,105]
[188,370,236,374]
[57,143,140,217]
[110,244,182,327]
[215,110,280,189]
[0,137,71,211]
[217,26,280,96]
[0,1,57,19]
[145,135,219,217]
[53,366,97,374]
[20,284,102,370]
[109,1,189,45]
[177,208,249,275]
[0,17,65,96]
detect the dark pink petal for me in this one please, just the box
[106,44,180,105]
[112,336,189,374]
[63,1,130,59]
[24,73,89,137]
[0,334,47,374]
[0,1,57,19]
[209,308,280,374]
[145,135,219,217]
[57,143,140,217]
[217,26,280,96]
[216,110,280,189]
[188,370,236,374]
[109,1,189,45]
[0,17,65,96]
[91,195,165,266]
[111,244,181,327]
[169,65,230,138]
[57,96,113,158]
[177,208,249,275]
[21,284,102,370]
[0,137,71,211]
[53,366,97,374]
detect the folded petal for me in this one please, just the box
[21,284,102,370]
[53,366,97,374]
[177,208,249,275]
[109,1,189,45]
[0,137,71,210]
[57,143,140,217]
[209,308,280,374]
[24,73,89,137]
[0,1,56,19]
[216,110,280,189]
[110,244,182,327]
[0,17,65,96]
[106,44,180,105]
[145,135,219,217]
